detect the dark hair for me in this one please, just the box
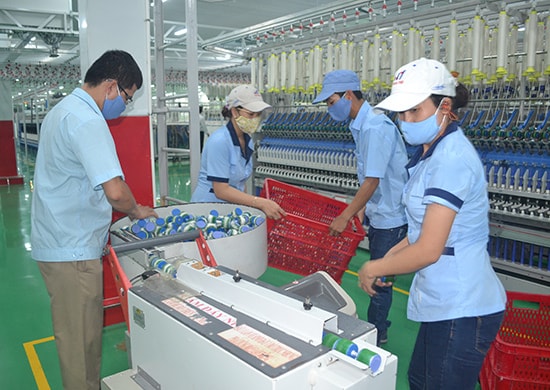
[430,83,469,112]
[84,50,143,90]
[199,105,204,114]
[336,90,363,100]
[221,105,233,119]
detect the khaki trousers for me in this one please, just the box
[38,260,103,390]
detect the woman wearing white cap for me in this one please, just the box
[358,58,506,389]
[191,85,286,220]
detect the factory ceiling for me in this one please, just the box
[0,0,548,97]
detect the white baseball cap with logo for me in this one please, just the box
[374,58,457,113]
[226,85,271,112]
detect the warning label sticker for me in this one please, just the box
[219,324,302,368]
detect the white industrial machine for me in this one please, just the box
[102,205,398,389]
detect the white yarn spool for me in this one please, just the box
[288,50,297,93]
[524,10,538,75]
[432,25,440,61]
[257,56,264,92]
[341,40,349,70]
[250,57,257,90]
[496,10,509,77]
[471,15,483,76]
[361,39,369,89]
[535,19,544,74]
[313,45,322,90]
[326,42,334,74]
[280,51,288,92]
[297,50,305,92]
[307,48,315,92]
[447,18,458,73]
[407,25,416,62]
[373,33,381,82]
[334,43,341,70]
[348,41,356,72]
[390,29,400,75]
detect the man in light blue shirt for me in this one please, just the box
[31,50,157,390]
[313,70,408,345]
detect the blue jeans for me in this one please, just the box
[367,224,407,345]
[408,311,504,390]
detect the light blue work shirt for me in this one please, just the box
[404,122,506,322]
[31,88,123,261]
[349,101,408,229]
[190,121,253,202]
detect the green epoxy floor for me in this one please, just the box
[1,148,419,389]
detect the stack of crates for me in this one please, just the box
[261,179,366,283]
[480,291,550,389]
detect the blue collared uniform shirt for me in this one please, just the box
[404,122,506,322]
[349,102,408,229]
[191,121,253,203]
[31,88,123,261]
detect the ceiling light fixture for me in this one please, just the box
[174,28,187,36]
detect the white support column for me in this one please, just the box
[78,0,151,117]
[78,0,155,207]
[186,0,201,191]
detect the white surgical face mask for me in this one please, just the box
[399,102,447,145]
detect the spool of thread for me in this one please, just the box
[322,333,381,372]
[130,223,142,235]
[239,225,252,234]
[334,338,359,358]
[209,231,227,239]
[135,231,148,239]
[195,218,207,229]
[250,215,266,226]
[232,207,243,217]
[144,220,156,233]
[180,212,193,222]
[322,333,340,349]
[204,222,217,233]
[124,208,266,240]
[150,257,176,277]
[356,348,382,372]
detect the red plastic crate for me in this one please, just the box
[480,291,550,389]
[261,179,366,283]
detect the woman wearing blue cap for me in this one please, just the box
[358,58,505,389]
[314,69,409,346]
[191,85,286,220]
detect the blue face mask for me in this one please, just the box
[328,96,352,122]
[102,92,126,120]
[399,111,442,146]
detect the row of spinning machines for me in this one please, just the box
[256,94,550,286]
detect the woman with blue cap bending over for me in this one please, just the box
[191,85,286,220]
[358,58,506,390]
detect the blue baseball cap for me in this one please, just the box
[313,70,361,104]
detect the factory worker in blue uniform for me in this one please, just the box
[313,70,408,346]
[31,50,158,390]
[191,85,286,220]
[359,58,506,390]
